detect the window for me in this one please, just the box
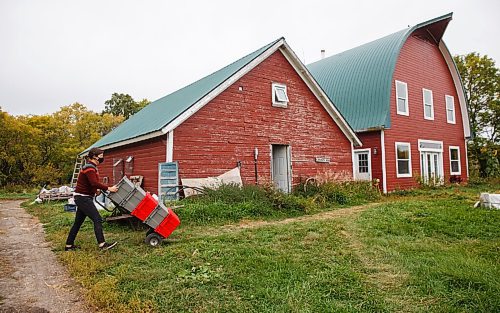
[113,158,124,184]
[358,153,369,173]
[445,95,456,124]
[395,142,412,177]
[422,89,434,120]
[125,156,134,176]
[395,80,409,115]
[272,83,289,107]
[449,146,461,175]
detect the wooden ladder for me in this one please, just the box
[70,156,84,187]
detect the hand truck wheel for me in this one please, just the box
[145,232,163,247]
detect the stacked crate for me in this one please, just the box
[107,177,180,241]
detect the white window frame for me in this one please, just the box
[395,80,409,116]
[449,146,461,175]
[272,83,289,108]
[395,142,412,178]
[422,88,434,120]
[445,95,456,124]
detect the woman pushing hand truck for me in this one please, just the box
[65,147,119,251]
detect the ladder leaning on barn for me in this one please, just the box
[70,156,85,187]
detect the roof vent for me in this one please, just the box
[321,49,326,59]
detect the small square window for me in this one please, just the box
[272,83,289,108]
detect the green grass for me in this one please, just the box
[22,183,500,312]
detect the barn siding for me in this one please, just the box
[173,50,354,186]
[99,136,166,194]
[385,32,467,191]
[355,131,383,189]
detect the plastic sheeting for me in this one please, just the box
[477,193,500,209]
[181,167,243,197]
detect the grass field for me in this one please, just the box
[23,183,500,312]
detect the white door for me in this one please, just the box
[272,145,290,193]
[420,152,443,184]
[354,150,371,181]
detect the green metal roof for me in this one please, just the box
[307,13,452,131]
[87,37,283,151]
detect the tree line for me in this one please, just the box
[0,93,149,188]
[454,53,500,178]
[0,53,498,189]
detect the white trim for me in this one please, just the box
[272,82,289,107]
[449,145,461,175]
[353,148,372,181]
[445,95,456,124]
[381,130,387,193]
[417,139,443,152]
[464,139,469,177]
[395,142,412,178]
[351,142,355,180]
[422,88,434,120]
[166,130,174,162]
[278,43,362,147]
[439,41,471,137]
[395,80,409,116]
[79,130,164,156]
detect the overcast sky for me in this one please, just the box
[1,0,499,116]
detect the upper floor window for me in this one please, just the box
[422,88,434,120]
[395,142,412,178]
[395,80,409,116]
[272,83,289,108]
[445,95,456,124]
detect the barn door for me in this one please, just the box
[354,150,371,181]
[272,145,291,193]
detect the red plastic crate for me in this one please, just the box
[131,193,158,221]
[155,207,180,238]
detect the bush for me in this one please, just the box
[175,181,381,226]
[294,180,380,206]
[176,184,307,225]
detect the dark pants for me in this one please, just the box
[66,196,105,245]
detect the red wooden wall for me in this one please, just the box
[384,32,467,191]
[99,137,166,194]
[173,50,354,187]
[355,130,383,188]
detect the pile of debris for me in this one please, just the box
[36,186,74,202]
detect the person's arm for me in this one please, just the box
[86,169,110,191]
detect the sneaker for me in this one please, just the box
[99,242,117,251]
[64,245,80,251]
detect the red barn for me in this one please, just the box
[83,38,361,198]
[308,13,471,192]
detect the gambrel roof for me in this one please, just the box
[308,13,470,137]
[84,37,361,154]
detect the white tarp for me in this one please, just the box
[477,193,500,209]
[181,167,243,197]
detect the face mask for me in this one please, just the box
[97,157,104,163]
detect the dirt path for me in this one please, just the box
[0,200,91,313]
[188,202,382,238]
